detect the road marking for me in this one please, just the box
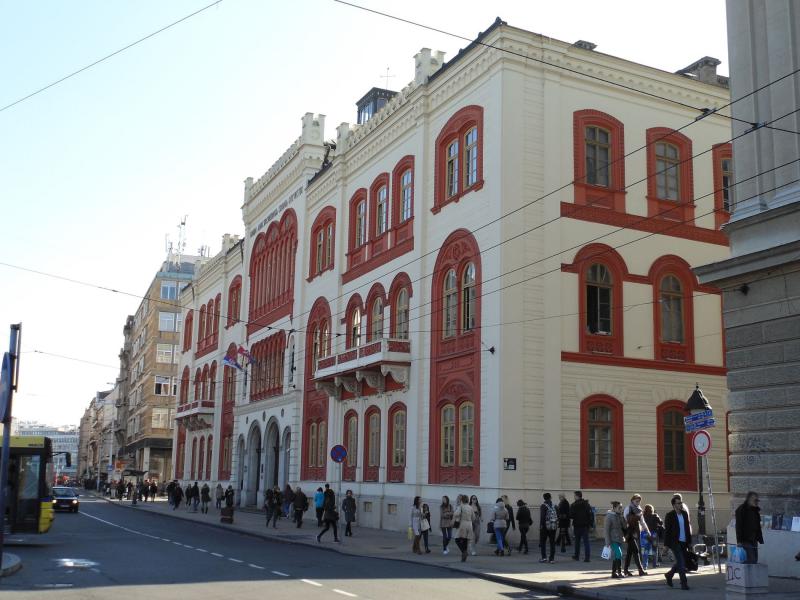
[196,548,208,553]
[248,563,265,569]
[228,558,244,563]
[333,590,357,597]
[183,544,194,549]
[172,541,183,546]
[211,552,224,557]
[161,538,170,542]
[271,570,290,577]
[301,579,323,587]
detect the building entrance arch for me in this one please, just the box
[265,421,280,491]
[244,424,262,506]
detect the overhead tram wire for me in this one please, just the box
[0,0,224,114]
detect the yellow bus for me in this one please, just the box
[3,436,55,534]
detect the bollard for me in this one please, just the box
[220,506,234,524]
[725,562,769,599]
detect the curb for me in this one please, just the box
[89,493,619,600]
[0,552,23,577]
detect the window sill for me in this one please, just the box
[574,183,626,212]
[561,351,725,375]
[431,180,484,214]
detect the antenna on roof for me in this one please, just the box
[380,67,395,89]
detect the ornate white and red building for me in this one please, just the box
[174,20,737,528]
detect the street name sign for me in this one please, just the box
[686,418,716,433]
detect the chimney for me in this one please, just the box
[301,113,325,144]
[337,122,351,149]
[573,40,597,51]
[676,56,722,86]
[414,48,446,85]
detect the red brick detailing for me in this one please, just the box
[580,394,624,490]
[712,143,733,229]
[429,229,481,486]
[250,330,286,401]
[179,367,190,405]
[227,276,242,327]
[343,294,364,349]
[308,206,336,282]
[561,351,727,375]
[656,400,697,492]
[433,105,485,214]
[343,410,357,482]
[649,255,696,364]
[317,356,336,370]
[206,434,213,480]
[387,401,406,482]
[183,310,193,352]
[247,209,297,337]
[175,422,186,479]
[218,343,237,481]
[363,405,380,482]
[560,202,728,245]
[302,297,331,481]
[573,109,626,211]
[342,236,414,284]
[646,128,695,223]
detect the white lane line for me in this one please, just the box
[271,570,290,577]
[228,558,244,563]
[301,579,323,587]
[183,544,195,549]
[248,563,265,570]
[161,538,171,542]
[172,541,183,546]
[333,590,357,598]
[211,552,224,558]
[196,548,208,553]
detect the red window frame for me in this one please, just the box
[249,331,286,401]
[433,105,484,214]
[365,283,387,342]
[363,406,380,482]
[388,272,413,338]
[206,435,213,480]
[175,422,186,479]
[391,155,415,243]
[190,437,198,480]
[580,394,624,489]
[198,306,206,347]
[649,255,696,364]
[308,206,336,281]
[656,400,697,491]
[646,128,695,223]
[183,310,194,352]
[302,297,331,481]
[227,276,242,327]
[194,368,202,402]
[573,109,626,211]
[208,361,217,403]
[712,143,733,229]
[198,437,205,480]
[574,244,626,357]
[386,401,407,482]
[218,343,237,480]
[346,189,369,271]
[179,366,190,406]
[201,365,209,401]
[368,173,391,257]
[343,410,358,481]
[343,294,364,349]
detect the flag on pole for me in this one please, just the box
[222,355,243,371]
[237,345,256,365]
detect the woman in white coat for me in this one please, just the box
[452,494,475,562]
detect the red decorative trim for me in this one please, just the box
[561,351,727,375]
[560,202,728,246]
[387,340,410,353]
[343,294,364,349]
[190,437,198,480]
[433,105,485,213]
[365,282,387,342]
[656,400,697,491]
[198,436,205,481]
[308,206,336,282]
[218,343,237,480]
[649,255,696,363]
[193,368,201,402]
[175,423,186,479]
[712,143,733,229]
[179,366,190,405]
[391,155,415,229]
[206,434,213,480]
[580,395,624,489]
[338,349,358,364]
[250,330,286,401]
[226,276,242,327]
[368,173,391,257]
[342,236,414,284]
[302,297,331,481]
[386,401,406,482]
[363,405,380,482]
[573,109,626,211]
[183,310,194,352]
[388,272,413,337]
[646,128,695,223]
[347,188,368,263]
[429,229,481,486]
[343,410,357,481]
[317,356,336,370]
[208,362,217,405]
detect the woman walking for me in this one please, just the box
[200,483,211,514]
[410,496,423,554]
[556,493,572,552]
[623,494,650,576]
[642,504,664,569]
[516,499,532,554]
[604,501,626,579]
[440,496,454,554]
[342,490,357,537]
[469,495,482,556]
[664,495,692,590]
[267,486,281,528]
[490,498,510,556]
[215,483,224,510]
[421,503,432,553]
[317,489,340,543]
[452,495,474,562]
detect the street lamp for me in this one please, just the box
[685,384,711,538]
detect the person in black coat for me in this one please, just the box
[570,491,593,562]
[664,495,692,590]
[735,491,764,564]
[539,493,557,563]
[556,493,572,552]
[515,500,533,554]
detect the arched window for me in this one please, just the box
[376,186,388,236]
[572,110,626,211]
[198,437,205,480]
[198,306,206,345]
[194,368,201,402]
[585,125,611,187]
[312,325,320,365]
[459,402,474,467]
[308,423,318,467]
[308,206,336,280]
[660,275,684,343]
[208,362,217,403]
[433,105,484,213]
[586,264,612,335]
[587,405,612,470]
[443,269,457,338]
[219,344,236,481]
[346,415,358,468]
[180,367,190,405]
[655,142,680,200]
[441,405,455,467]
[320,320,329,357]
[446,140,459,198]
[580,395,624,489]
[350,308,361,348]
[191,437,198,479]
[462,263,476,331]
[656,400,697,491]
[183,310,194,351]
[227,276,242,327]
[401,170,413,221]
[387,402,406,482]
[201,365,209,401]
[316,229,324,273]
[396,289,409,339]
[355,200,367,247]
[317,421,327,469]
[646,128,694,222]
[464,127,479,187]
[364,408,381,482]
[371,298,383,341]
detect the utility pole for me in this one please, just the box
[0,324,22,564]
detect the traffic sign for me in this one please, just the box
[0,353,11,421]
[686,418,716,433]
[684,409,713,424]
[107,464,114,472]
[692,430,712,456]
[330,444,347,463]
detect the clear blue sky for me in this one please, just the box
[0,0,729,425]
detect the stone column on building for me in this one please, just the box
[695,0,800,579]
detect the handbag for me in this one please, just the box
[421,518,430,532]
[601,545,611,560]
[685,548,699,572]
[487,521,495,534]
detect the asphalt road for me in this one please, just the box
[0,496,557,600]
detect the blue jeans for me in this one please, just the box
[573,526,591,560]
[495,527,506,553]
[741,542,759,564]
[667,542,688,586]
[441,527,452,550]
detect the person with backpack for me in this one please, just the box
[440,496,454,554]
[292,486,308,528]
[556,492,572,552]
[539,492,558,563]
[570,490,593,562]
[515,499,533,554]
[490,498,510,556]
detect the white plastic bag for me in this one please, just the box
[601,545,611,560]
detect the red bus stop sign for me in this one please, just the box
[330,444,347,463]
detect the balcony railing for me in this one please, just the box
[313,337,411,396]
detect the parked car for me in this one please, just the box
[52,486,80,512]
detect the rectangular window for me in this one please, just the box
[156,343,173,364]
[368,414,380,467]
[160,281,177,300]
[464,128,478,187]
[376,186,388,235]
[655,142,680,200]
[459,404,474,466]
[151,408,169,429]
[585,126,610,187]
[326,224,333,267]
[154,375,172,396]
[441,406,455,467]
[392,411,406,467]
[586,285,612,335]
[355,201,367,247]
[588,406,612,469]
[401,170,413,221]
[316,230,324,273]
[446,141,459,197]
[159,311,176,332]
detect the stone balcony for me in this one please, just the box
[314,337,411,397]
[175,399,215,431]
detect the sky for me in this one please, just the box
[0,0,729,426]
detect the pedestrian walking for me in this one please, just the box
[604,501,626,579]
[166,481,175,507]
[490,498,509,556]
[264,488,275,526]
[515,499,532,554]
[342,490,357,537]
[570,490,592,562]
[469,495,482,556]
[215,483,224,510]
[173,484,183,510]
[501,495,516,552]
[185,484,193,511]
[453,494,475,562]
[664,495,692,590]
[126,481,133,499]
[150,481,158,502]
[421,503,432,553]
[642,504,664,569]
[440,496,454,554]
[191,482,201,513]
[283,483,295,519]
[735,491,764,564]
[622,494,649,576]
[293,486,308,527]
[200,483,211,514]
[317,487,340,543]
[224,484,234,508]
[314,487,325,526]
[409,496,423,554]
[556,493,572,552]
[539,493,558,563]
[269,486,282,527]
[143,480,150,502]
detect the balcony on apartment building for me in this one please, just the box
[314,337,411,397]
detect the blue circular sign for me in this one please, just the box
[330,444,347,463]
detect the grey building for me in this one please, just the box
[16,421,80,481]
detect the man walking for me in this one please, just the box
[570,490,592,562]
[664,495,692,590]
[539,493,557,563]
[200,482,211,514]
[735,491,764,564]
[293,486,308,528]
[314,487,325,526]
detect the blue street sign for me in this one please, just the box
[684,409,714,424]
[107,465,114,472]
[0,353,11,422]
[686,418,716,433]
[330,444,347,464]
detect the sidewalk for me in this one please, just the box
[91,493,798,600]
